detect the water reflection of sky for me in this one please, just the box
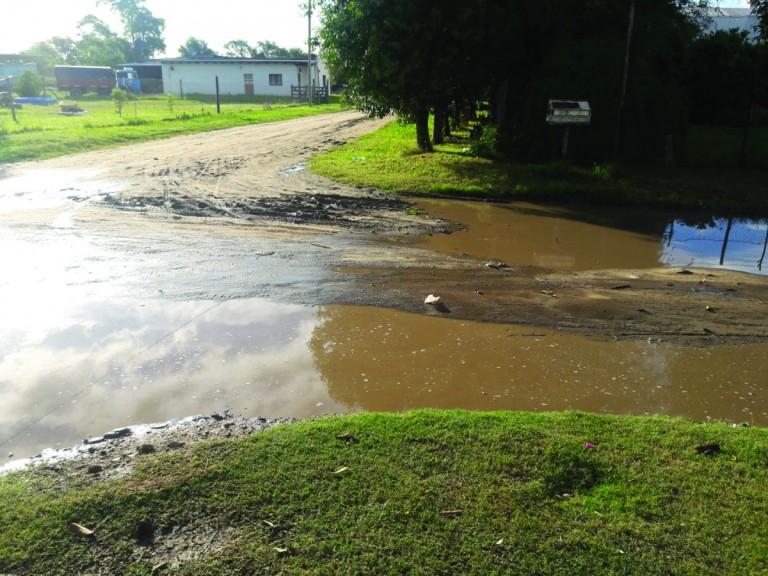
[0,298,344,460]
[662,218,768,275]
[416,199,768,276]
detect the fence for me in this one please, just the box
[291,85,329,104]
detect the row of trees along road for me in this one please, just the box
[318,0,768,165]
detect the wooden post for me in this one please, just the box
[216,76,221,114]
[561,127,570,160]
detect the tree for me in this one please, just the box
[97,0,166,60]
[489,0,706,163]
[179,37,218,58]
[319,0,706,160]
[224,40,306,59]
[253,40,300,58]
[112,87,128,116]
[319,0,488,151]
[224,39,253,58]
[23,39,76,75]
[751,0,768,39]
[15,71,43,97]
[75,15,132,66]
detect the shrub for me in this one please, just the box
[15,71,42,97]
[111,88,128,116]
[467,123,499,158]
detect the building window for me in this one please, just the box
[244,73,254,85]
[269,74,283,86]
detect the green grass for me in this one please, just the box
[1,410,766,575]
[0,94,342,163]
[309,121,768,215]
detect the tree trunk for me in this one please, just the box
[433,103,446,145]
[614,0,637,161]
[415,106,433,152]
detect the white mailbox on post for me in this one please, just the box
[546,100,591,159]
[546,100,591,125]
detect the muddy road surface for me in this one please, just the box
[2,110,767,346]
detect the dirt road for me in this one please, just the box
[3,110,767,345]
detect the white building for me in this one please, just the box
[707,7,759,40]
[159,55,329,100]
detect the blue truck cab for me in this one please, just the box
[115,68,142,94]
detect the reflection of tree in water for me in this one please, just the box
[663,216,768,273]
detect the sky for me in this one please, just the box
[0,0,753,59]
[2,0,313,57]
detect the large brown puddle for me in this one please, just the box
[1,195,767,462]
[1,297,765,461]
[312,305,766,423]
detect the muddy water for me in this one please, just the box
[312,305,766,424]
[415,199,768,275]
[1,185,767,462]
[2,297,765,461]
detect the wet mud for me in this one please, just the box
[97,189,433,232]
[340,264,768,346]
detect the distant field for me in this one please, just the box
[0,94,342,163]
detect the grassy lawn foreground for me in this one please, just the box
[1,410,766,575]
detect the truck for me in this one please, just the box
[54,65,114,97]
[115,67,142,94]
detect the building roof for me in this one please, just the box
[158,56,317,65]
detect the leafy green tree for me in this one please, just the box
[253,40,292,58]
[23,39,76,74]
[489,0,706,163]
[284,47,307,58]
[15,71,43,97]
[319,0,707,160]
[750,0,768,39]
[224,40,305,59]
[319,0,487,151]
[97,0,166,60]
[179,37,218,58]
[112,87,128,116]
[75,15,132,66]
[224,39,253,58]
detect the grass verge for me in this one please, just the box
[309,121,768,215]
[0,95,342,163]
[1,410,766,575]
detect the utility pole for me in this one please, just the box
[307,0,313,107]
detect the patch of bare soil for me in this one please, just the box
[342,264,768,346]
